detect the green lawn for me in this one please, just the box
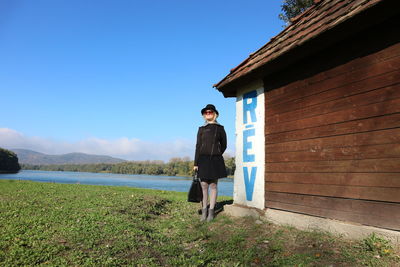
[0,180,398,266]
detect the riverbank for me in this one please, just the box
[0,170,19,174]
[1,180,398,266]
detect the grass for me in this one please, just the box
[0,179,399,266]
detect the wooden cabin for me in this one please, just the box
[214,0,400,234]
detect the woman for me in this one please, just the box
[193,104,227,222]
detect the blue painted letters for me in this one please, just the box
[243,128,255,162]
[243,90,257,124]
[243,166,257,201]
[242,90,258,202]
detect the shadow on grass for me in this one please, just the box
[197,199,234,216]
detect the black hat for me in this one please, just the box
[201,104,219,116]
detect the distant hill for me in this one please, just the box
[11,149,126,165]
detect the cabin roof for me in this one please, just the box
[213,0,385,97]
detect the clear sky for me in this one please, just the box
[1,0,285,161]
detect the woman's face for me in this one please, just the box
[203,109,216,121]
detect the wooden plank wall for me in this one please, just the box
[264,40,400,231]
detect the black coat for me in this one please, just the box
[194,123,227,180]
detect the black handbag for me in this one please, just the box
[188,170,203,202]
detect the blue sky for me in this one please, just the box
[1,0,284,161]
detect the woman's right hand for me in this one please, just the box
[193,166,198,171]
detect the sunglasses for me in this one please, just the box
[204,110,214,115]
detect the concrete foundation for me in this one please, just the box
[223,204,400,246]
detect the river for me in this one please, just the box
[0,170,233,197]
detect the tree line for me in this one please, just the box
[22,156,236,178]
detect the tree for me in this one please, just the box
[224,157,236,177]
[279,0,314,25]
[0,148,21,173]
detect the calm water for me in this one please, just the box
[0,170,233,197]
